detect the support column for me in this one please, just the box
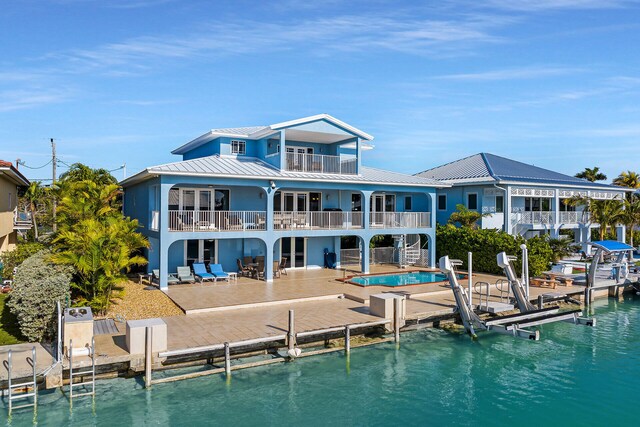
[428,233,436,267]
[334,236,341,268]
[266,186,275,232]
[265,238,274,283]
[505,186,513,234]
[279,130,287,170]
[428,191,437,230]
[159,182,173,290]
[361,235,370,274]
[553,190,560,227]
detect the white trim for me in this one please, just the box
[122,169,451,188]
[437,194,447,211]
[466,192,478,210]
[270,114,374,141]
[231,140,246,155]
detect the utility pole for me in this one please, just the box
[15,159,20,169]
[51,138,57,232]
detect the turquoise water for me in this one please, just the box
[3,297,640,426]
[350,271,451,286]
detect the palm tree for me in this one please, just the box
[575,167,607,182]
[23,181,44,240]
[623,194,640,248]
[448,204,490,228]
[591,199,624,240]
[59,163,117,186]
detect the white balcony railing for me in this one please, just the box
[273,211,363,230]
[13,210,33,229]
[285,152,357,175]
[559,211,591,224]
[514,211,554,224]
[369,212,431,228]
[168,210,267,232]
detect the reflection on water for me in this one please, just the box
[3,297,640,426]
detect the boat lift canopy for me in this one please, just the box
[588,240,634,253]
[586,240,635,288]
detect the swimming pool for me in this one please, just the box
[346,270,461,287]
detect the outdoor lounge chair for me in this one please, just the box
[209,263,230,281]
[152,269,179,285]
[193,263,215,282]
[273,261,280,278]
[177,266,196,283]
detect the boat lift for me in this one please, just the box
[584,240,637,302]
[496,251,595,327]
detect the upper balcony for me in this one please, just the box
[158,209,431,232]
[13,211,33,230]
[284,152,356,175]
[511,210,591,225]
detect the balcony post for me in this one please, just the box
[362,190,372,230]
[360,235,370,274]
[279,130,287,170]
[355,137,361,175]
[266,186,275,232]
[505,187,513,234]
[553,190,560,226]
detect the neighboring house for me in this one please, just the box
[0,160,30,254]
[122,114,446,289]
[415,153,629,247]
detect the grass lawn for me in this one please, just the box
[0,293,25,345]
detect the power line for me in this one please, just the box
[17,158,52,169]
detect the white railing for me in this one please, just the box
[559,211,591,223]
[13,210,32,229]
[514,211,554,224]
[168,210,267,232]
[273,211,363,230]
[284,152,357,175]
[369,212,431,228]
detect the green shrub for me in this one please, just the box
[436,224,553,276]
[7,250,72,342]
[0,242,45,280]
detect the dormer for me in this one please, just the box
[171,114,374,175]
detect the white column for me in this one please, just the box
[279,130,287,170]
[355,137,362,175]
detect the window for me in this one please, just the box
[438,194,447,211]
[351,193,361,211]
[404,196,412,211]
[231,140,246,155]
[495,195,504,213]
[214,189,230,210]
[467,193,478,210]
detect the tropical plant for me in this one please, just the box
[436,224,553,276]
[613,170,640,190]
[7,250,72,341]
[0,242,45,280]
[547,237,576,263]
[591,199,624,240]
[58,163,118,186]
[448,204,490,228]
[575,167,607,182]
[22,181,44,240]
[622,194,640,247]
[52,216,148,313]
[56,180,121,227]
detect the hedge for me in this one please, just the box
[435,224,553,277]
[7,250,72,342]
[0,242,45,280]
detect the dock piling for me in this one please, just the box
[288,310,295,351]
[344,326,351,354]
[393,298,400,344]
[538,295,544,309]
[224,342,231,377]
[145,326,153,388]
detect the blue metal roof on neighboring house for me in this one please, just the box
[416,152,626,190]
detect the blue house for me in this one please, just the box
[416,153,629,247]
[122,114,446,289]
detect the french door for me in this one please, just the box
[371,194,395,225]
[281,237,307,269]
[185,240,217,267]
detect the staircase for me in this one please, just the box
[394,234,421,267]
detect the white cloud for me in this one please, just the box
[434,65,582,81]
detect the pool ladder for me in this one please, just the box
[5,346,38,415]
[68,337,96,401]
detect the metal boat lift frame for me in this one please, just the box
[496,251,595,328]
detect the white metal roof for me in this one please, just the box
[122,154,448,188]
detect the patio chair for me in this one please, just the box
[209,263,230,281]
[256,259,265,280]
[193,263,215,282]
[152,269,179,285]
[177,266,196,283]
[237,259,252,277]
[243,256,254,266]
[278,257,288,276]
[273,261,280,278]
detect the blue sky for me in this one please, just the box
[2,0,640,182]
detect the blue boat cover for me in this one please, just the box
[588,240,635,252]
